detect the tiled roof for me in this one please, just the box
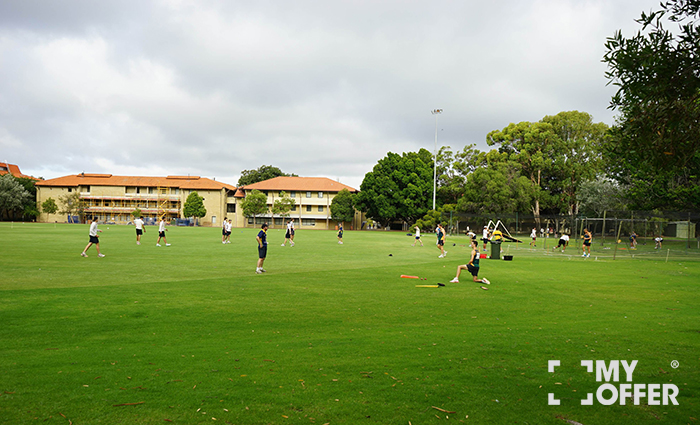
[0,162,39,180]
[36,174,236,191]
[243,176,357,193]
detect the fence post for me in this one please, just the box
[602,210,607,246]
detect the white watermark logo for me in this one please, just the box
[548,360,679,406]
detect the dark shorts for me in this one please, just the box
[285,231,291,238]
[89,235,99,244]
[415,235,420,239]
[291,229,295,236]
[557,238,566,247]
[467,264,479,277]
[136,229,143,236]
[338,232,343,238]
[258,245,267,259]
[437,240,444,246]
[222,229,226,235]
[159,231,166,238]
[584,241,591,247]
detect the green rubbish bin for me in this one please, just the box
[490,241,502,260]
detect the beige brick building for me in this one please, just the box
[234,176,362,230]
[36,173,236,226]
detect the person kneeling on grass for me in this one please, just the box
[450,239,489,289]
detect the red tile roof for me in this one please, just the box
[36,174,236,191]
[0,162,39,180]
[243,176,357,193]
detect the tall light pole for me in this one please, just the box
[431,109,442,211]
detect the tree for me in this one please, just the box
[603,0,700,209]
[271,191,295,225]
[330,188,355,224]
[131,208,142,218]
[183,191,207,222]
[487,121,559,218]
[354,149,433,227]
[540,111,608,215]
[457,160,536,215]
[238,165,297,186]
[0,174,32,220]
[241,190,269,223]
[58,191,84,221]
[41,197,58,215]
[577,177,628,216]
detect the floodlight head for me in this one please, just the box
[431,109,443,114]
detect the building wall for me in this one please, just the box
[237,190,364,230]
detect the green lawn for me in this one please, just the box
[0,222,698,424]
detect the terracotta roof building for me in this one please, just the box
[36,173,237,226]
[0,162,39,180]
[236,176,362,230]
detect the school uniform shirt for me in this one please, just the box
[531,229,537,238]
[134,218,144,230]
[159,221,166,232]
[257,229,268,246]
[89,221,99,237]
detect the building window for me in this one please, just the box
[306,191,312,198]
[68,188,72,192]
[302,219,316,226]
[318,191,323,198]
[227,203,236,213]
[306,205,312,212]
[274,218,283,226]
[318,206,324,212]
[291,205,296,211]
[290,191,296,198]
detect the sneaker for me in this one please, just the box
[156,244,161,247]
[291,242,295,246]
[443,251,448,257]
[256,269,263,274]
[98,254,105,258]
[438,254,443,258]
[80,252,88,257]
[282,244,286,246]
[166,244,171,247]
[137,242,140,245]
[482,278,490,285]
[261,269,267,273]
[450,278,459,283]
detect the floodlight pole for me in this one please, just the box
[431,109,442,211]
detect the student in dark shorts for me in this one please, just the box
[222,217,228,244]
[554,233,569,252]
[81,217,105,257]
[436,223,447,258]
[582,228,592,258]
[450,239,489,289]
[256,223,268,274]
[337,223,344,244]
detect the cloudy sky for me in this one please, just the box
[1,0,659,189]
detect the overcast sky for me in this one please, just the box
[0,0,659,189]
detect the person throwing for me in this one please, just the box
[81,217,105,257]
[156,217,170,247]
[412,226,423,246]
[437,223,447,258]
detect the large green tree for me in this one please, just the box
[354,149,433,227]
[238,165,297,186]
[435,144,487,206]
[0,174,32,220]
[271,191,295,225]
[58,191,84,221]
[241,190,269,222]
[330,188,355,224]
[183,191,207,221]
[603,0,700,209]
[457,160,535,215]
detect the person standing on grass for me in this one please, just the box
[222,217,228,244]
[256,223,269,274]
[530,227,537,248]
[337,223,344,244]
[450,239,489,289]
[81,217,105,257]
[156,217,170,247]
[134,215,145,245]
[482,225,490,250]
[629,231,638,249]
[224,219,233,244]
[412,226,423,246]
[555,233,569,252]
[582,228,592,257]
[283,219,295,246]
[437,223,447,258]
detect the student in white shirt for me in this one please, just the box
[81,217,105,257]
[134,216,145,245]
[156,218,170,247]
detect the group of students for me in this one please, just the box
[80,216,170,257]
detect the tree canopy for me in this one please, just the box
[271,191,295,220]
[603,0,700,210]
[183,191,207,219]
[0,174,32,220]
[354,149,433,226]
[241,190,269,219]
[238,165,297,186]
[330,188,355,224]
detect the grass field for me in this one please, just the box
[1,222,698,424]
